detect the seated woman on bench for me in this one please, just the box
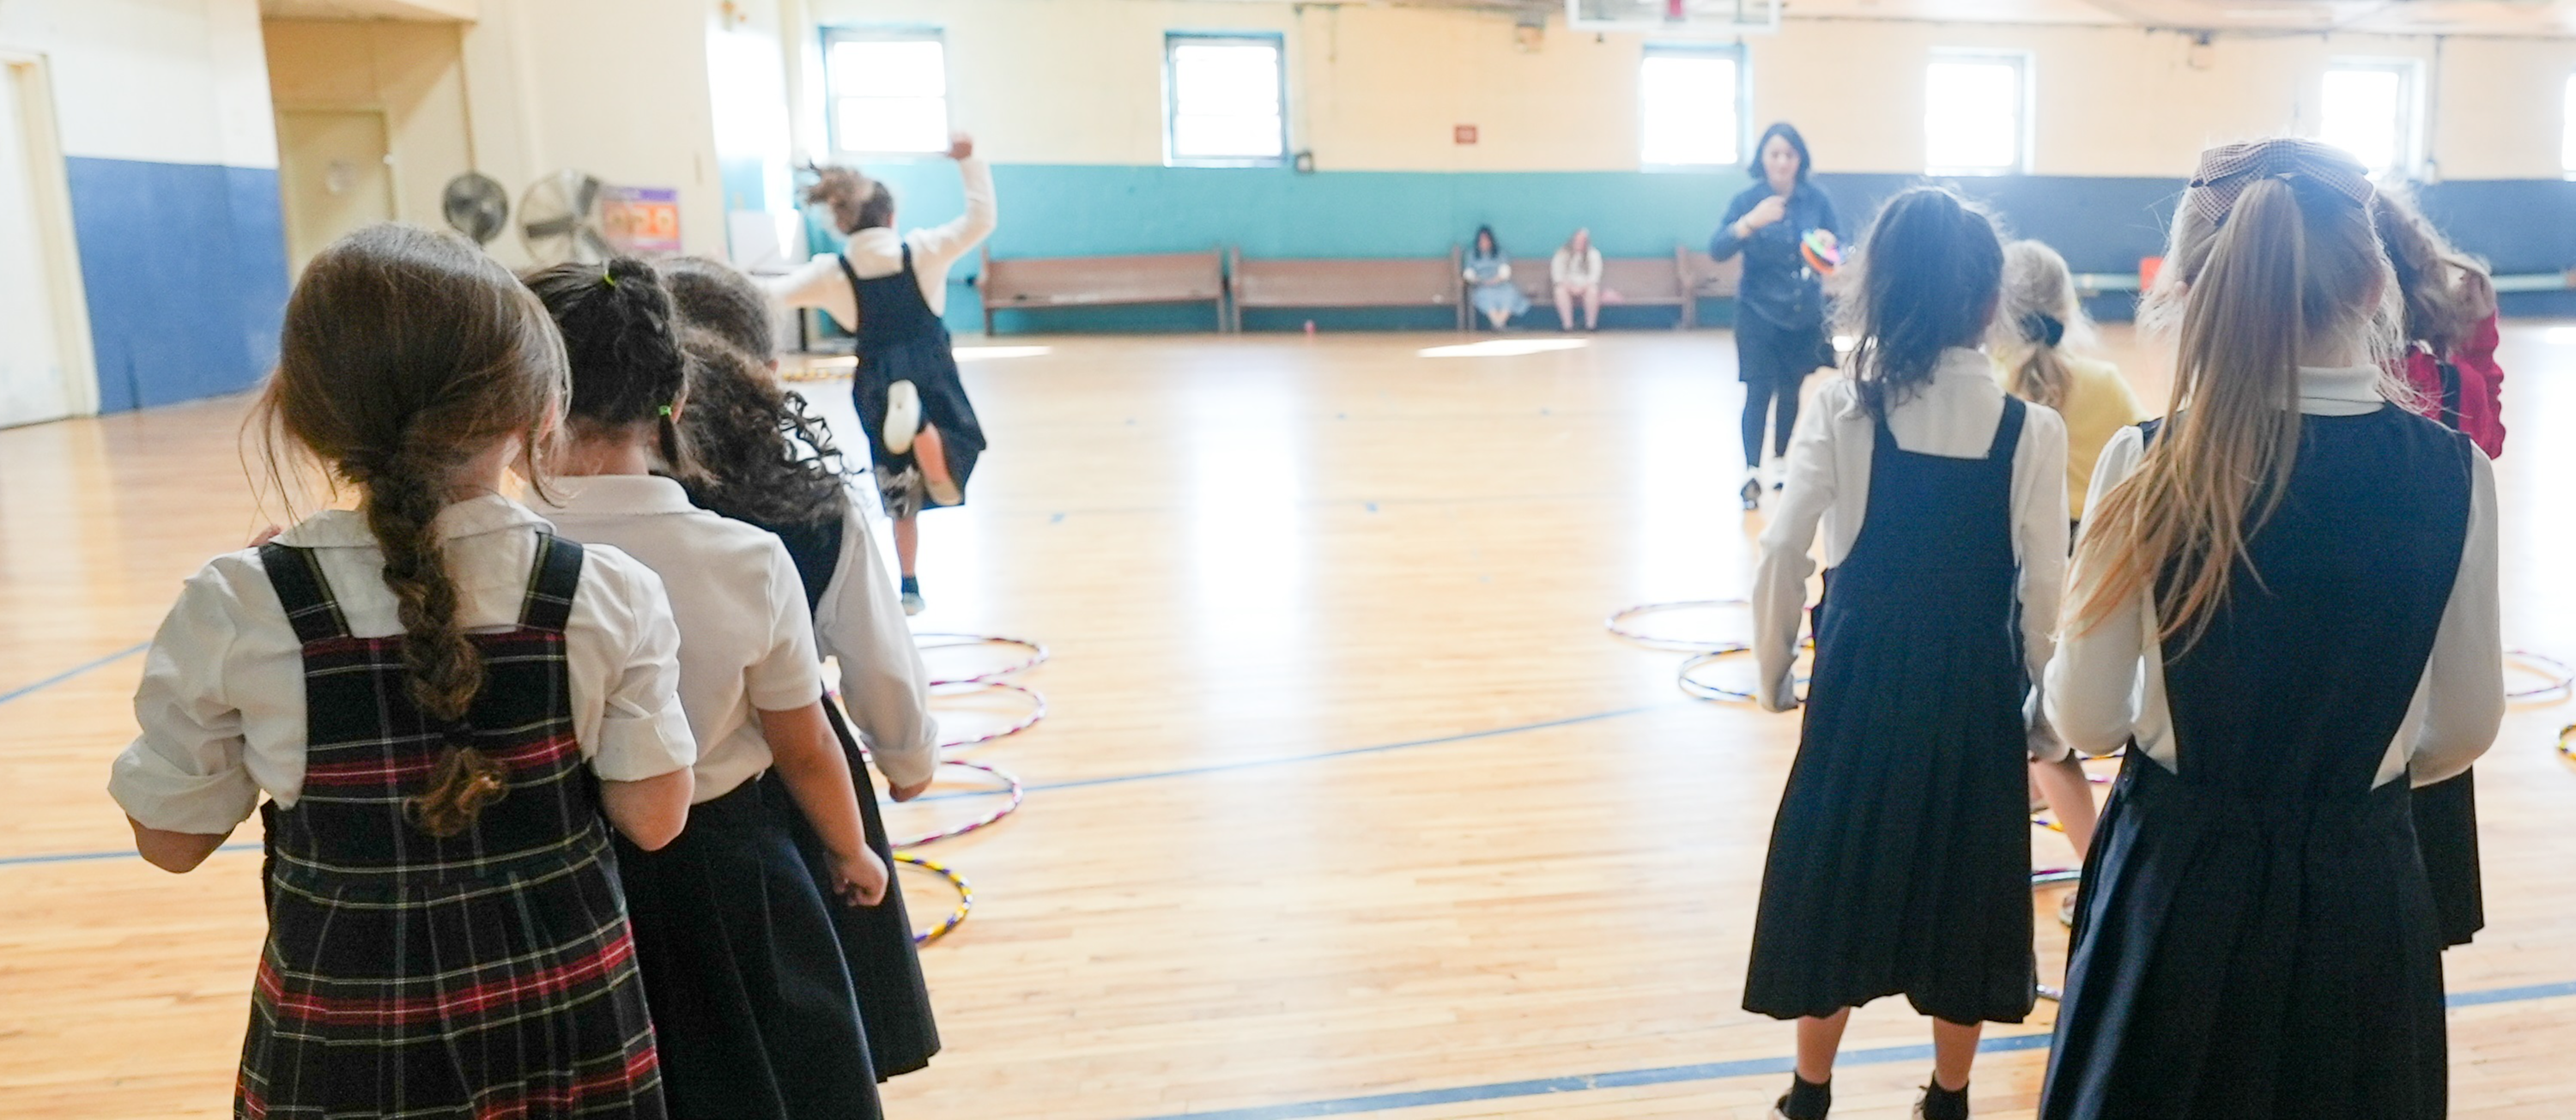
[1552,227,1603,331]
[1464,225,1528,330]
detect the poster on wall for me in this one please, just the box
[602,186,682,256]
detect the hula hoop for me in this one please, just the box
[2506,650,2574,702]
[890,760,1024,849]
[893,853,973,945]
[916,633,1050,686]
[2038,983,2064,1002]
[1676,646,1808,705]
[2557,723,2576,764]
[2032,868,2082,888]
[931,680,1047,748]
[1605,599,1754,653]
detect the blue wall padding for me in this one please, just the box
[815,160,2576,331]
[65,157,289,411]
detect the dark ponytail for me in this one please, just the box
[1837,187,2004,419]
[258,222,568,838]
[524,256,703,483]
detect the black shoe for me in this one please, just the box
[1772,1074,1831,1119]
[1741,476,1763,511]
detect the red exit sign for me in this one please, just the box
[1454,124,1478,145]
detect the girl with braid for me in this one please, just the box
[528,257,893,1120]
[111,223,697,1118]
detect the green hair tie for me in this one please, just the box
[601,269,618,288]
[658,404,673,418]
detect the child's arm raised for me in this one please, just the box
[759,700,888,905]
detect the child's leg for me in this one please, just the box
[1582,284,1601,329]
[915,424,955,493]
[1555,285,1576,330]
[1930,1017,1982,1092]
[893,516,919,578]
[2032,755,2100,856]
[1795,1008,1852,1083]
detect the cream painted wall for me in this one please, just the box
[801,0,2576,179]
[0,0,278,167]
[264,20,474,231]
[263,0,728,265]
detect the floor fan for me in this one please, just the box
[519,169,613,264]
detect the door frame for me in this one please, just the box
[271,102,401,275]
[0,48,100,419]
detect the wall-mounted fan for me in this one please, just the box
[519,169,613,264]
[440,172,509,245]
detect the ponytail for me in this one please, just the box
[1994,239,2084,412]
[2076,143,2390,647]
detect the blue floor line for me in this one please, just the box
[0,642,149,705]
[1125,990,2571,1120]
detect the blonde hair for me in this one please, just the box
[1991,240,2090,412]
[2075,154,2397,648]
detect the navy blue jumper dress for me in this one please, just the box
[2040,409,2470,1119]
[837,245,987,520]
[1743,396,2039,1026]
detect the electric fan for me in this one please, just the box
[440,172,509,245]
[518,169,614,264]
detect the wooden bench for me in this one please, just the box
[978,247,1227,334]
[1679,249,1746,304]
[1227,247,1465,332]
[1506,249,1703,329]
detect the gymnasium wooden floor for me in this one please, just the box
[3,324,2572,1118]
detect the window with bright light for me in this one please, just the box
[2320,61,2416,178]
[824,29,949,155]
[1640,45,1743,167]
[1166,34,1286,166]
[1925,54,2028,175]
[2561,73,2575,177]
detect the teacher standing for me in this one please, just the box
[1710,122,1841,512]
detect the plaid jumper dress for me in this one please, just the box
[238,536,667,1119]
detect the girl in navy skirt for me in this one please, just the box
[1745,188,2070,1120]
[2041,139,2501,1120]
[529,258,894,1120]
[110,224,698,1118]
[661,254,946,1078]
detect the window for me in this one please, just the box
[2319,60,2418,179]
[1640,45,1744,168]
[824,29,949,156]
[1924,53,2028,176]
[2561,73,2576,178]
[1166,33,1286,166]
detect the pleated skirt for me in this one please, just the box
[2040,754,2446,1119]
[615,777,882,1120]
[1742,568,2037,1026]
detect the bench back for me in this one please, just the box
[980,249,1227,310]
[1678,250,1745,299]
[1231,248,1464,311]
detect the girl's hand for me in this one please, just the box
[830,845,889,906]
[248,525,282,547]
[889,776,933,802]
[1743,195,1789,230]
[948,134,975,160]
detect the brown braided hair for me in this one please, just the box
[255,223,567,837]
[524,257,705,484]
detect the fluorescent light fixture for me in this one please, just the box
[1417,339,1591,358]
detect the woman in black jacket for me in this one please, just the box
[1710,122,1842,510]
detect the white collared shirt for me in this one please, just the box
[1752,348,2072,752]
[766,156,997,330]
[815,491,939,788]
[1551,245,1603,288]
[531,475,825,803]
[2045,366,2503,788]
[109,496,697,836]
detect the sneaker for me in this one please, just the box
[1914,1081,1970,1120]
[1772,1075,1830,1120]
[901,589,926,616]
[884,379,923,455]
[2058,890,2078,929]
[1741,468,1763,512]
[1764,454,1789,491]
